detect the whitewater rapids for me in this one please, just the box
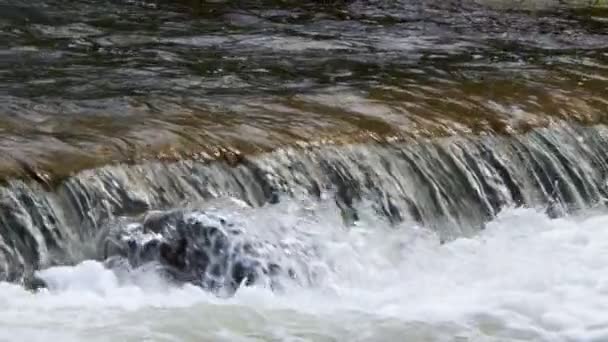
[1,200,607,342]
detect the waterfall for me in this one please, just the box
[1,121,607,282]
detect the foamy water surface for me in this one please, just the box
[1,204,607,342]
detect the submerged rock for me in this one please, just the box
[102,209,299,295]
[23,274,47,292]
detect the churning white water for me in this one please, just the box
[1,199,608,342]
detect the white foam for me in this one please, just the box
[2,205,608,341]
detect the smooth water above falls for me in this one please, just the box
[1,0,608,341]
[1,0,607,178]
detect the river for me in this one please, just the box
[1,1,607,341]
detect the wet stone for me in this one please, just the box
[102,209,295,295]
[23,274,47,292]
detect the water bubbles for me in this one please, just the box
[2,206,608,340]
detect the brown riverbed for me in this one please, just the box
[1,0,607,183]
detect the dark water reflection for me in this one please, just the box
[0,0,607,180]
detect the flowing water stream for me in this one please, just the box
[1,0,608,341]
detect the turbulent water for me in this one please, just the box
[1,0,608,341]
[4,205,608,341]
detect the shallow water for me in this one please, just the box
[1,0,607,179]
[2,202,608,342]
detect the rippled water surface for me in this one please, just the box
[1,0,607,179]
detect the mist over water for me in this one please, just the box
[2,201,608,341]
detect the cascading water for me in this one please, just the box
[3,122,608,284]
[4,196,608,341]
[2,0,608,340]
